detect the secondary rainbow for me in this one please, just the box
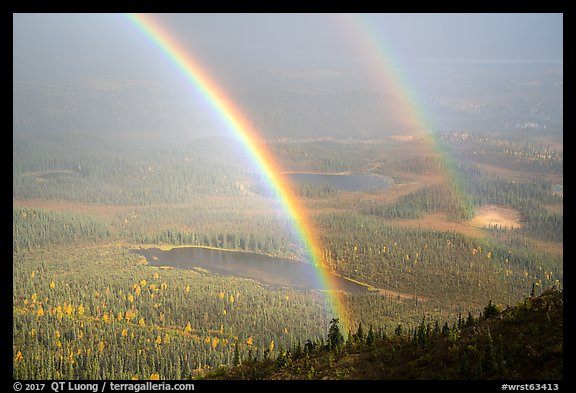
[126,14,351,332]
[338,13,472,218]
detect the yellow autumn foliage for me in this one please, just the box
[125,309,136,322]
[184,322,192,333]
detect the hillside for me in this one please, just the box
[208,288,563,380]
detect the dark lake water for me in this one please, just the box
[133,247,368,294]
[285,172,393,192]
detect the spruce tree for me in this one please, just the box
[466,312,475,327]
[366,325,375,348]
[482,300,500,319]
[482,329,497,375]
[433,320,441,337]
[233,343,241,367]
[355,322,365,348]
[416,316,427,347]
[327,318,344,351]
[442,321,450,336]
[345,329,354,352]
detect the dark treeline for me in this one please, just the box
[13,208,110,252]
[364,183,475,221]
[251,177,339,199]
[215,288,562,380]
[269,139,377,173]
[137,229,291,258]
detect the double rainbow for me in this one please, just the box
[127,13,472,337]
[127,14,351,332]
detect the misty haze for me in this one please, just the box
[13,13,562,383]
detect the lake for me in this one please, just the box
[284,172,393,192]
[133,246,368,293]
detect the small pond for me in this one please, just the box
[284,172,393,192]
[133,246,368,293]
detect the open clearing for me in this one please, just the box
[390,205,523,236]
[469,204,523,229]
[13,198,126,217]
[391,212,484,239]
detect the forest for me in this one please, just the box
[13,128,562,379]
[212,288,563,380]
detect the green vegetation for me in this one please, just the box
[13,208,111,252]
[364,182,475,221]
[13,133,251,204]
[209,289,563,380]
[13,244,334,379]
[13,130,562,379]
[319,212,561,309]
[442,131,563,175]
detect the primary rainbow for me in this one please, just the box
[126,14,351,333]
